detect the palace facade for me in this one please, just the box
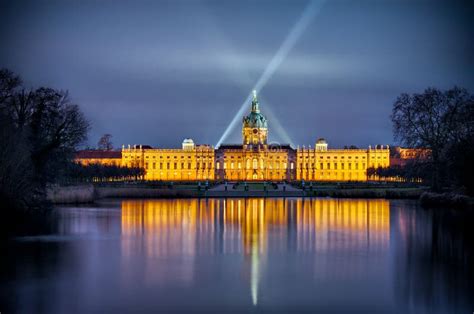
[76,91,390,181]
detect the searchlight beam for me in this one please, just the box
[215,0,325,147]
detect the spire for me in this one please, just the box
[251,90,260,113]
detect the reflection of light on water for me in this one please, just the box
[120,198,390,302]
[251,243,259,306]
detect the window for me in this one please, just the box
[355,163,359,170]
[174,163,177,169]
[145,162,148,169]
[238,162,241,169]
[327,163,331,169]
[216,162,220,170]
[320,163,324,169]
[167,163,170,169]
[341,163,344,170]
[188,163,191,169]
[231,162,234,169]
[334,163,337,170]
[362,163,366,169]
[253,159,258,169]
[153,162,156,169]
[348,163,352,170]
[181,163,184,169]
[160,163,163,169]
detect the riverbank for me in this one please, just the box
[46,182,428,203]
[420,192,473,209]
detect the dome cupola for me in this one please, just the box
[242,90,268,145]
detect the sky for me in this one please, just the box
[1,0,473,149]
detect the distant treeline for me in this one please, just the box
[367,162,428,183]
[63,163,144,183]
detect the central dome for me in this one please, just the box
[242,90,267,128]
[243,111,267,128]
[242,90,268,146]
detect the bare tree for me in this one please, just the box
[28,88,90,183]
[1,69,90,207]
[391,87,474,191]
[0,68,21,105]
[97,134,113,150]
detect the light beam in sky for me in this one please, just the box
[215,0,325,147]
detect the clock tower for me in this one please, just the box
[242,90,268,146]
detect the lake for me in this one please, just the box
[1,198,473,313]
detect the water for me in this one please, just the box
[1,198,473,313]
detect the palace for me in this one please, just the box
[76,91,390,181]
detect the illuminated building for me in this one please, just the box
[390,147,431,167]
[76,91,390,181]
[75,150,122,166]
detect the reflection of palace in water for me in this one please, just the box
[121,198,390,254]
[120,198,390,304]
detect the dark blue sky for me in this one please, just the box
[1,0,473,149]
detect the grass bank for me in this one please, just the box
[306,187,424,199]
[420,192,473,209]
[46,184,95,204]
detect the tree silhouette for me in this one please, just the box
[98,134,113,150]
[391,87,474,192]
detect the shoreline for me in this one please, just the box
[46,183,427,203]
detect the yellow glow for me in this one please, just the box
[120,198,390,298]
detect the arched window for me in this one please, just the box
[253,159,258,170]
[246,159,251,169]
